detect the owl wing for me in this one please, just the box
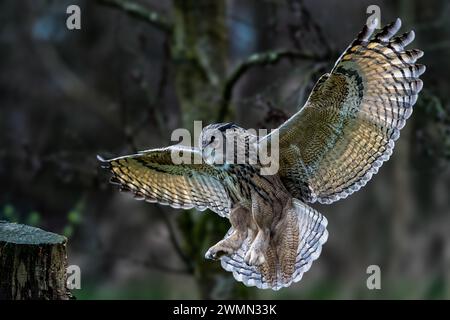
[271,18,425,204]
[98,146,231,217]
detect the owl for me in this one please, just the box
[98,18,425,290]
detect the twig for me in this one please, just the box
[287,0,333,55]
[113,13,138,153]
[217,49,329,122]
[96,231,193,275]
[111,250,192,275]
[97,0,172,33]
[154,205,195,273]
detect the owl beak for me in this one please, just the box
[202,146,210,157]
[202,146,215,165]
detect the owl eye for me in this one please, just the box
[209,136,216,143]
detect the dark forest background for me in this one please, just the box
[0,0,449,299]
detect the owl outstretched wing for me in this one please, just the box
[270,18,425,204]
[98,146,231,217]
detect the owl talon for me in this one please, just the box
[205,245,234,260]
[244,248,266,266]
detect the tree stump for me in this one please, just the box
[0,221,72,300]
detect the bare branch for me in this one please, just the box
[111,250,192,275]
[154,205,195,273]
[97,0,172,33]
[96,231,193,275]
[287,0,333,55]
[217,49,330,122]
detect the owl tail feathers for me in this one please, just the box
[220,199,328,290]
[288,199,329,285]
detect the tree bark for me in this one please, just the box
[0,221,72,300]
[169,0,255,299]
[171,0,228,130]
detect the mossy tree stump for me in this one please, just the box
[0,221,72,300]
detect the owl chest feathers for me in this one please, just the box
[221,164,290,211]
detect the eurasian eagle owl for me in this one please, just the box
[99,18,425,290]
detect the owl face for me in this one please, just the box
[200,123,240,165]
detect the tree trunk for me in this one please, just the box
[171,0,228,130]
[0,221,72,300]
[169,0,255,299]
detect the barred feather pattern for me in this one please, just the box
[274,18,425,204]
[98,18,424,291]
[99,146,231,217]
[220,199,328,290]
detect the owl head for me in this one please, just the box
[200,122,245,165]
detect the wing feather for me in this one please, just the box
[269,18,425,204]
[98,146,231,217]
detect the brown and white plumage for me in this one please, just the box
[220,199,328,290]
[99,18,424,290]
[98,146,230,217]
[272,18,425,204]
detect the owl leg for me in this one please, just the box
[244,193,271,266]
[205,205,249,260]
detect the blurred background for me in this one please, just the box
[1,0,449,299]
